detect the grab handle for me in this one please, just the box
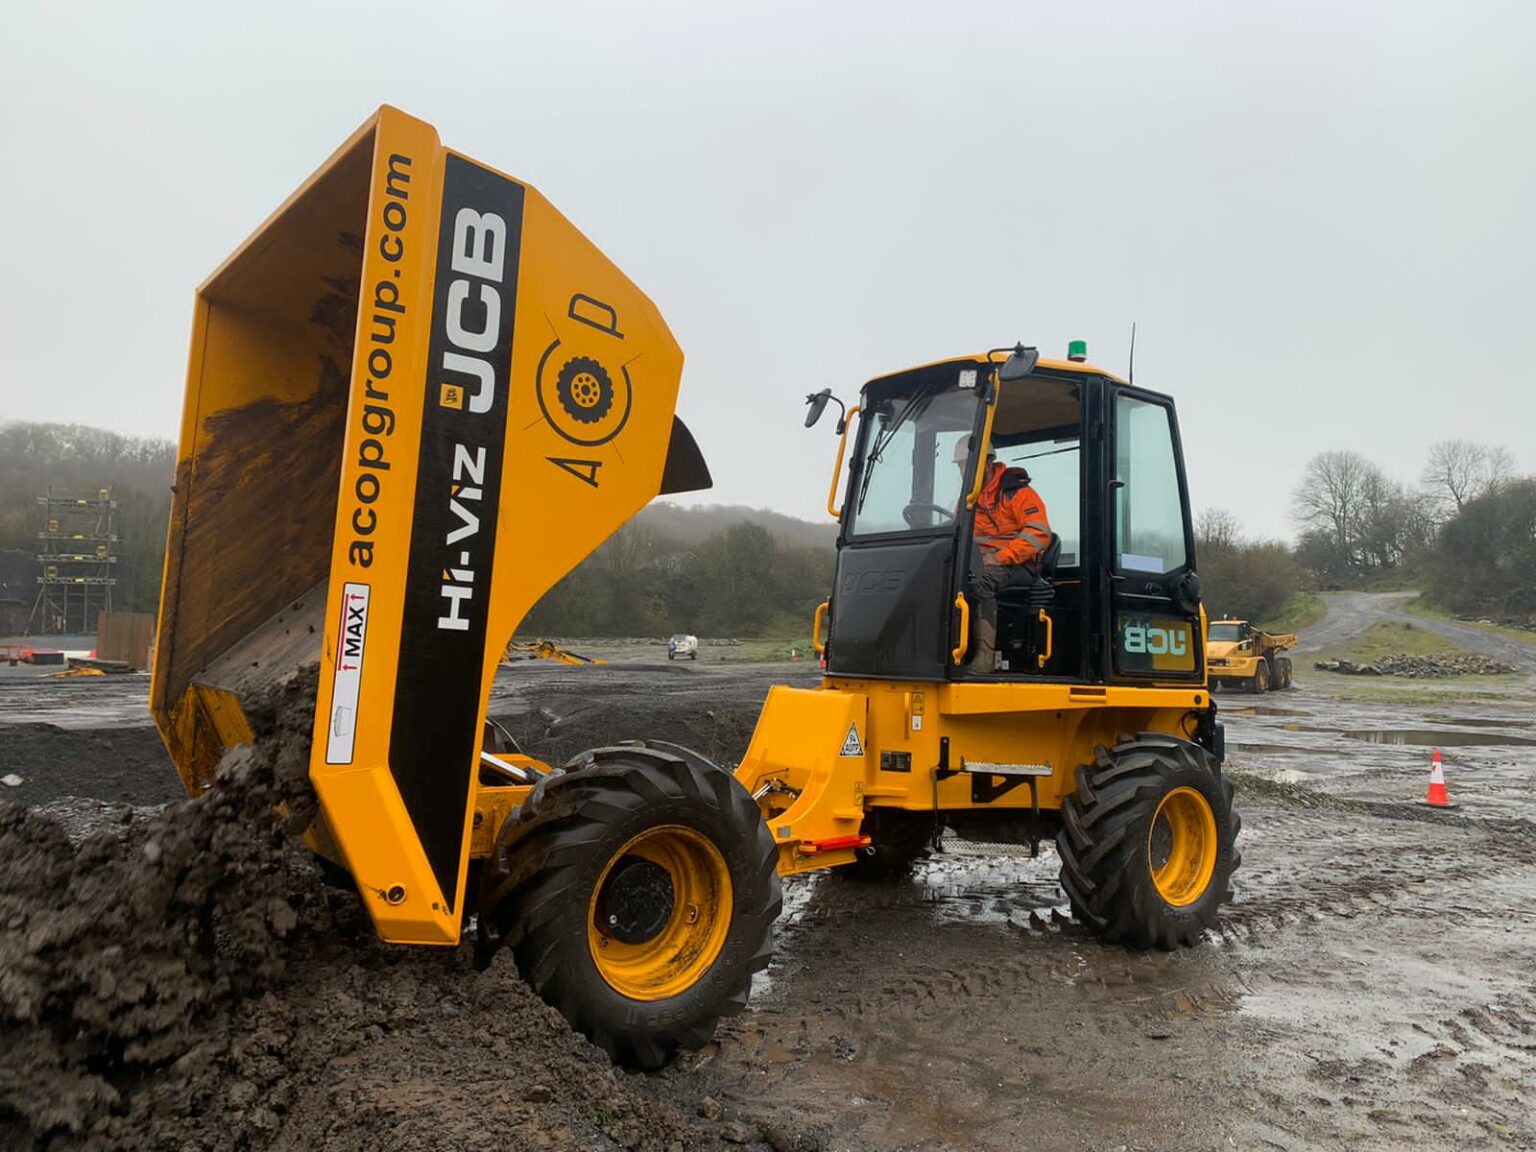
[826,406,861,519]
[951,594,971,665]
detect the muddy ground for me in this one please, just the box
[2,593,1534,1151]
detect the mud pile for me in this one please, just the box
[496,690,765,771]
[0,669,770,1151]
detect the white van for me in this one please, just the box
[667,633,698,661]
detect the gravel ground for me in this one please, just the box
[2,595,1534,1151]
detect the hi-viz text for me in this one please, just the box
[435,206,508,631]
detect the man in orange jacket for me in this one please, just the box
[953,437,1052,674]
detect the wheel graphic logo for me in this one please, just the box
[536,338,633,448]
[556,356,614,424]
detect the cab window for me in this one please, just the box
[992,435,1080,567]
[1113,395,1191,575]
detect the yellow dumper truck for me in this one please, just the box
[152,106,1238,1070]
[1205,619,1296,692]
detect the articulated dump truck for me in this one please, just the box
[1205,619,1296,692]
[154,106,1238,1070]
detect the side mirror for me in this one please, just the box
[804,388,848,432]
[998,344,1040,382]
[804,388,832,428]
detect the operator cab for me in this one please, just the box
[810,343,1205,687]
[1207,621,1252,645]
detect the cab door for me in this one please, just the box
[1105,387,1205,684]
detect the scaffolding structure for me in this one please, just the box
[28,488,118,635]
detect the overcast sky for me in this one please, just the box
[2,1,1532,539]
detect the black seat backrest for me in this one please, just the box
[1037,533,1062,579]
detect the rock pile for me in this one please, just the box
[1313,653,1516,678]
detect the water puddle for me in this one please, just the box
[1221,706,1315,718]
[1341,728,1536,748]
[1424,715,1533,730]
[1232,742,1305,755]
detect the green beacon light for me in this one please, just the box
[1067,339,1088,363]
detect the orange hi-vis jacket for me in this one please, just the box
[974,462,1051,566]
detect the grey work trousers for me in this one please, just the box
[967,545,1042,630]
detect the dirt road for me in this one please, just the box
[1296,591,1536,674]
[3,632,1534,1151]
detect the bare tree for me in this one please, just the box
[1486,445,1515,491]
[1196,507,1241,554]
[1292,450,1376,563]
[1421,439,1514,513]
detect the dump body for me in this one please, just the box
[151,106,709,945]
[1205,619,1296,688]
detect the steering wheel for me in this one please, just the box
[902,503,955,528]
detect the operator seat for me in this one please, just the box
[995,532,1061,672]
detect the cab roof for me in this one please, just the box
[866,350,1128,389]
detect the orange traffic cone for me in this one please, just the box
[1417,748,1458,809]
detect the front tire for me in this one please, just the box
[477,747,780,1068]
[1057,734,1239,949]
[1247,661,1270,694]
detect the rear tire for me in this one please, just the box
[1272,657,1293,690]
[477,747,780,1069]
[1057,734,1239,949]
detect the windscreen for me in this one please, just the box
[1208,623,1242,643]
[848,379,981,537]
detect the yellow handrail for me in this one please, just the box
[965,392,998,509]
[812,600,830,655]
[826,405,861,519]
[951,593,970,665]
[1037,609,1053,670]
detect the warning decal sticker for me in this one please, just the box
[839,722,864,758]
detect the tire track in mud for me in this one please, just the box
[1220,800,1536,938]
[685,792,1536,1151]
[1214,796,1536,1149]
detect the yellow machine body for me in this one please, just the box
[735,678,1209,874]
[150,106,709,945]
[734,350,1222,878]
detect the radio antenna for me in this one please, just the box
[1128,322,1137,386]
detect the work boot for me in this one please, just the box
[966,618,997,676]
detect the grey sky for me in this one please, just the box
[3,1,1532,540]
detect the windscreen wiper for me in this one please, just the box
[857,388,937,514]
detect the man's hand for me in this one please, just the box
[982,554,1001,567]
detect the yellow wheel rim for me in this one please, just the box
[1147,787,1218,907]
[587,825,733,1002]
